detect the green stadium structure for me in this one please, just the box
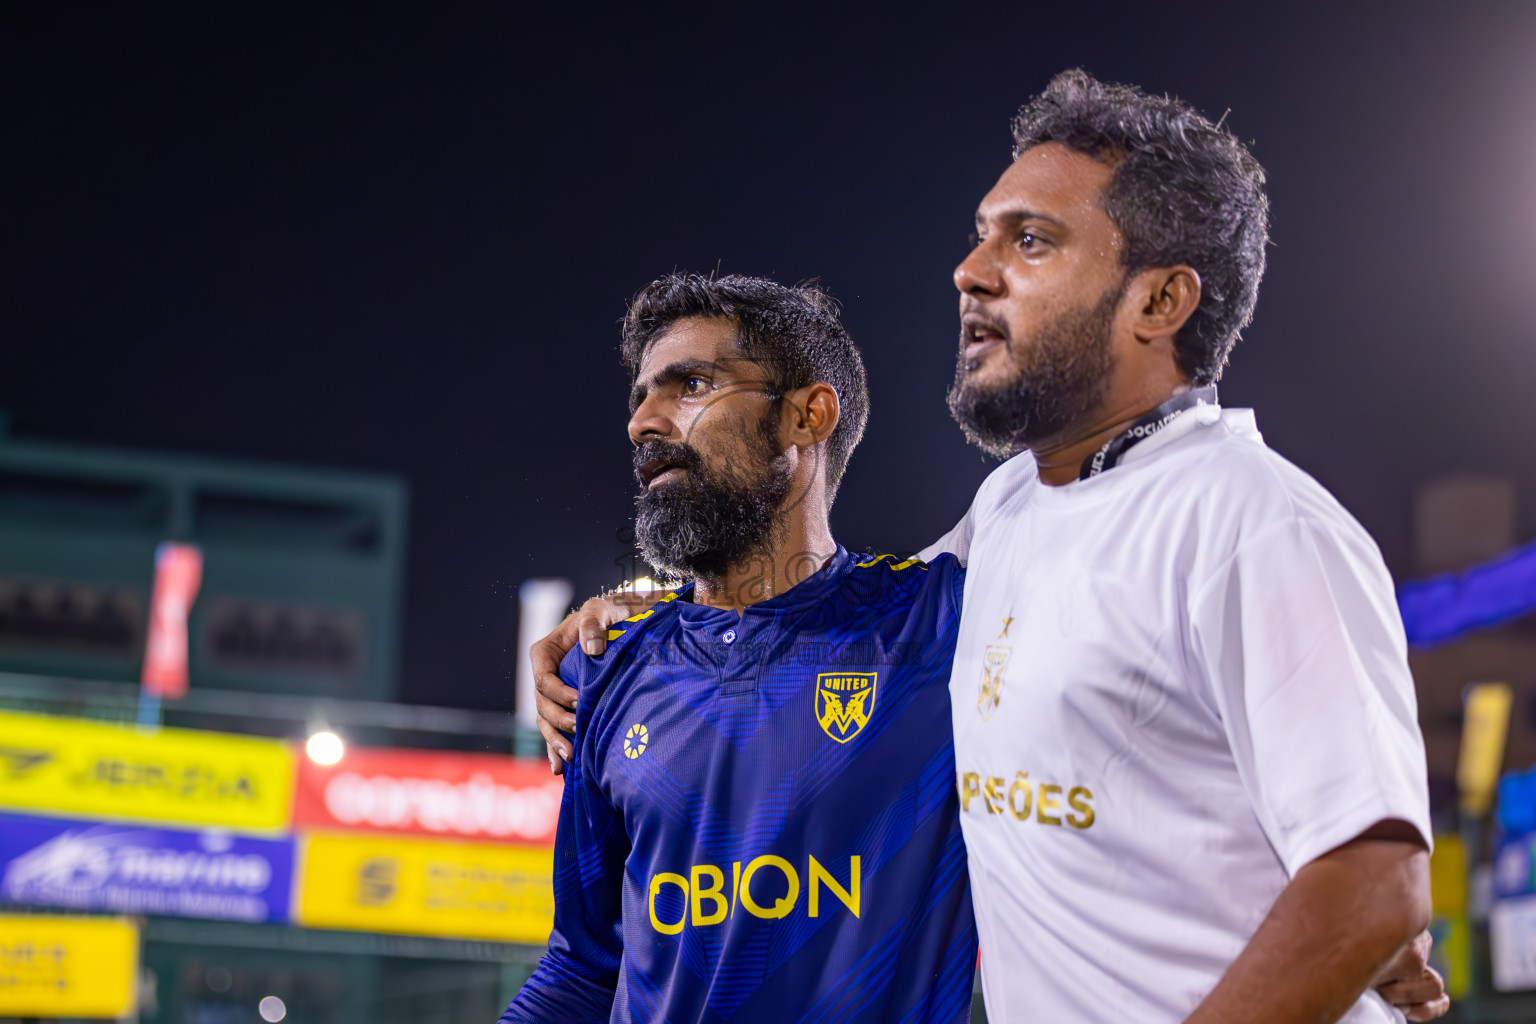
[0,432,407,701]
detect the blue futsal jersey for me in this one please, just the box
[501,547,974,1024]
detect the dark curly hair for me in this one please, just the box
[620,273,870,499]
[1012,69,1269,384]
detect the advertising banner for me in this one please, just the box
[295,831,553,943]
[294,746,561,845]
[141,541,204,699]
[1492,893,1536,992]
[0,913,139,1019]
[1493,830,1536,990]
[0,812,293,924]
[0,709,293,832]
[1428,833,1469,999]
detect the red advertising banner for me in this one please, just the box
[141,543,203,699]
[294,747,563,846]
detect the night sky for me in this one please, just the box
[5,4,1535,711]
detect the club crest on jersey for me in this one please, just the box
[978,645,1011,720]
[815,672,877,743]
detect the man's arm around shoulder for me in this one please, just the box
[535,594,656,774]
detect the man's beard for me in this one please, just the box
[947,284,1121,458]
[633,414,794,587]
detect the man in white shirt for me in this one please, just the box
[931,69,1434,1023]
[532,69,1448,1022]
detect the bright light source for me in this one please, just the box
[618,576,655,594]
[258,995,287,1022]
[306,730,344,765]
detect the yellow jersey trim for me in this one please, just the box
[853,553,928,572]
[606,590,681,641]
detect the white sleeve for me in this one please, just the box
[919,502,975,566]
[1189,514,1432,876]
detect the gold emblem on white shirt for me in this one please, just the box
[979,644,1010,720]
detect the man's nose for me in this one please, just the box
[954,241,1005,298]
[628,394,676,446]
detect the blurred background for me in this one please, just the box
[2,3,1536,1022]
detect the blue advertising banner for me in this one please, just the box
[0,812,293,923]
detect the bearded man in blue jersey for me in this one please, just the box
[500,274,976,1024]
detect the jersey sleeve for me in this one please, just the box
[920,502,976,567]
[1189,514,1432,876]
[500,651,630,1024]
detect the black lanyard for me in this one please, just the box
[1078,386,1219,480]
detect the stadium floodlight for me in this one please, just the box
[258,996,287,1022]
[306,728,344,765]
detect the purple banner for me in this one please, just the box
[1398,537,1536,647]
[0,812,293,923]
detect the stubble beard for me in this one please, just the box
[947,285,1122,458]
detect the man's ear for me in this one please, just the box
[781,382,840,450]
[1130,265,1201,345]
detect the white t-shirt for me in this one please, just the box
[933,405,1431,1023]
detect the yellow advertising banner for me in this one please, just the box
[0,914,139,1019]
[1458,682,1512,816]
[0,709,293,832]
[296,831,554,943]
[1430,834,1467,917]
[1429,835,1470,999]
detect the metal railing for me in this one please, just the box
[0,670,532,755]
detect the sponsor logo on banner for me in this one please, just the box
[0,914,139,1019]
[0,709,293,832]
[294,746,562,844]
[0,812,292,923]
[295,831,554,943]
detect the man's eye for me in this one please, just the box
[1018,232,1044,251]
[683,376,709,395]
[968,231,981,248]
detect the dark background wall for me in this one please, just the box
[5,3,1535,709]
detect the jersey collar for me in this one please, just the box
[673,545,855,624]
[1078,386,1218,481]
